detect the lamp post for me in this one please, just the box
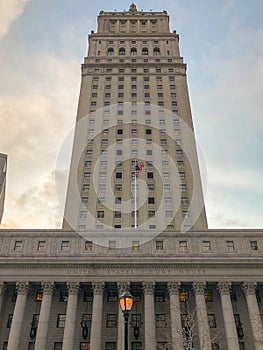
[119,291,134,350]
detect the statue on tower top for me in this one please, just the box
[129,3,137,12]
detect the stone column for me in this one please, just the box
[243,282,263,349]
[90,282,104,350]
[143,282,156,350]
[62,282,79,350]
[0,282,6,318]
[7,282,29,350]
[218,282,239,350]
[35,282,55,350]
[117,282,130,350]
[167,282,183,350]
[193,282,211,350]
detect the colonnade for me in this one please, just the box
[0,281,262,350]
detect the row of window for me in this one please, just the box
[92,93,177,100]
[84,171,185,182]
[93,76,176,82]
[91,100,178,107]
[85,161,184,170]
[92,67,175,74]
[94,58,173,64]
[107,40,168,45]
[107,47,162,56]
[11,239,261,253]
[86,149,180,157]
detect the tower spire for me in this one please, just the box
[129,3,137,12]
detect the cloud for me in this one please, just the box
[0,0,29,40]
[0,52,80,228]
[1,172,62,229]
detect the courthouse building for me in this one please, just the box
[0,4,263,350]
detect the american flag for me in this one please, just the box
[135,162,144,176]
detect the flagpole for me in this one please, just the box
[134,159,137,229]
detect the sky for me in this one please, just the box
[0,0,263,229]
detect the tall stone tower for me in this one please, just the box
[63,3,207,234]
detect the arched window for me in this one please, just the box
[153,48,160,56]
[119,48,126,56]
[108,48,114,56]
[131,48,137,56]
[142,48,148,56]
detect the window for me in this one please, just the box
[177,160,184,167]
[132,241,140,251]
[160,139,167,145]
[97,211,105,219]
[181,197,188,206]
[105,343,116,350]
[179,291,189,302]
[60,290,68,302]
[37,241,46,252]
[164,184,170,191]
[115,184,122,191]
[142,48,148,55]
[148,211,155,218]
[106,314,117,327]
[164,196,171,204]
[57,314,66,328]
[205,290,213,302]
[80,343,90,350]
[14,240,23,251]
[162,161,168,168]
[116,172,122,179]
[147,172,153,179]
[119,48,125,56]
[115,197,122,204]
[182,211,189,219]
[36,289,43,302]
[211,343,219,350]
[148,184,154,191]
[114,211,121,218]
[116,150,122,156]
[155,290,166,302]
[7,314,13,327]
[61,241,70,252]
[158,101,164,106]
[2,342,7,350]
[163,173,169,180]
[101,161,107,168]
[179,172,185,179]
[156,314,167,328]
[53,343,63,350]
[80,211,87,219]
[179,240,188,252]
[148,197,155,204]
[202,241,211,251]
[131,341,142,350]
[82,184,89,192]
[166,211,173,218]
[226,240,235,251]
[208,314,217,328]
[85,161,91,168]
[85,241,93,252]
[83,289,93,302]
[250,241,259,250]
[155,240,164,251]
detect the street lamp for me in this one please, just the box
[119,291,134,350]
